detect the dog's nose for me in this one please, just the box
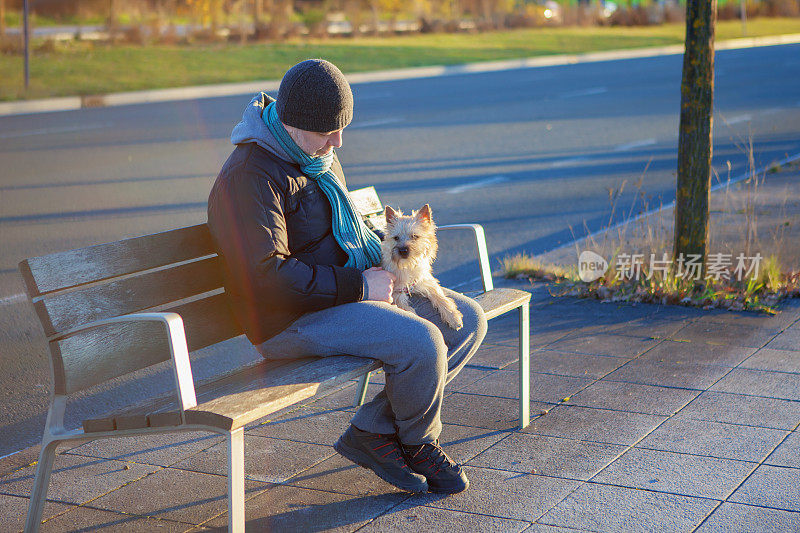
[397,247,409,258]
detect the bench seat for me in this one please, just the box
[82,288,530,434]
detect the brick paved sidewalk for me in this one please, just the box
[2,281,800,532]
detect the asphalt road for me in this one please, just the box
[1,43,798,456]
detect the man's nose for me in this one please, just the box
[329,130,343,148]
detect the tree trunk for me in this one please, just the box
[0,0,6,38]
[673,0,717,269]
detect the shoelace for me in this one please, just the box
[371,434,410,469]
[404,440,456,475]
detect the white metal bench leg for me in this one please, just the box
[518,302,531,429]
[24,439,59,533]
[354,372,370,407]
[227,428,245,533]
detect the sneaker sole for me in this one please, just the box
[428,478,470,494]
[334,437,428,493]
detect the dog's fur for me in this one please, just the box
[381,204,463,330]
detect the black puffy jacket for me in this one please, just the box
[207,142,364,344]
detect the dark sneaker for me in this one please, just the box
[334,425,428,493]
[401,440,469,494]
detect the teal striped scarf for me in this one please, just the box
[263,100,381,270]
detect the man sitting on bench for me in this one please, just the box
[207,59,487,494]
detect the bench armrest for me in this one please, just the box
[437,224,494,292]
[61,312,197,422]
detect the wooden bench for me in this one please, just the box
[20,187,531,532]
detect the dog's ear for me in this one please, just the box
[384,205,398,224]
[415,204,432,224]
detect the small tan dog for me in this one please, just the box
[381,204,463,330]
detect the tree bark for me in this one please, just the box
[673,0,717,268]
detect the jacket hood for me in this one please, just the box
[230,93,292,163]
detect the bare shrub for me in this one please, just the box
[0,34,23,55]
[763,0,800,17]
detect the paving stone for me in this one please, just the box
[65,432,224,467]
[740,348,800,373]
[545,334,660,358]
[694,305,800,329]
[524,524,594,533]
[538,483,718,533]
[460,370,593,403]
[284,453,422,497]
[765,431,800,468]
[729,464,800,512]
[607,317,691,340]
[203,483,409,532]
[441,392,551,430]
[286,424,508,496]
[566,381,700,416]
[635,416,789,462]
[483,314,528,347]
[40,506,191,532]
[0,453,159,505]
[635,340,756,367]
[437,423,513,464]
[468,343,520,369]
[670,322,781,349]
[468,433,625,481]
[605,359,732,389]
[694,502,800,532]
[519,405,666,445]
[406,466,579,522]
[171,435,334,484]
[447,367,494,393]
[517,349,626,379]
[89,467,268,525]
[0,445,40,477]
[676,391,800,430]
[247,407,352,445]
[592,447,757,500]
[360,501,531,532]
[0,493,73,532]
[710,368,800,400]
[765,325,800,352]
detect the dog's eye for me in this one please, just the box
[393,236,399,241]
[411,234,419,240]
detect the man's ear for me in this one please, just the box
[415,204,432,224]
[384,205,398,224]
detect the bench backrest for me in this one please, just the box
[19,224,241,395]
[19,187,383,397]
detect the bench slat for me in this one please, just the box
[185,356,381,430]
[475,288,531,320]
[52,292,242,395]
[19,224,213,297]
[36,256,224,338]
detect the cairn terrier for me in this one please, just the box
[381,204,463,330]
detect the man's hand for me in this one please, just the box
[363,267,395,303]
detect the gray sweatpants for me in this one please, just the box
[255,288,487,445]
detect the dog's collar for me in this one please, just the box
[400,281,417,295]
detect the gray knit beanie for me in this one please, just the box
[276,59,354,133]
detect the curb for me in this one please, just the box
[1,32,799,117]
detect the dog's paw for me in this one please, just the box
[442,308,464,331]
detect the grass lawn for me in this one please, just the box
[1,17,799,101]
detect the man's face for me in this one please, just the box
[284,124,344,157]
